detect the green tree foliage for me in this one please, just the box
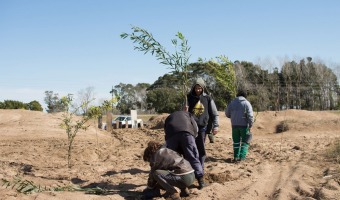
[0,100,26,109]
[121,26,191,105]
[188,56,236,110]
[146,57,236,111]
[0,100,43,111]
[44,91,69,113]
[112,83,150,114]
[146,88,182,113]
[27,100,43,111]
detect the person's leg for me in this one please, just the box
[232,127,241,160]
[153,170,180,193]
[180,133,204,178]
[240,127,250,160]
[153,170,186,199]
[179,172,195,197]
[195,127,207,167]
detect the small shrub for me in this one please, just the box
[276,121,289,133]
[325,139,340,164]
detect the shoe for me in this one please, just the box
[197,177,208,190]
[168,192,181,200]
[233,158,241,163]
[180,187,190,197]
[142,188,161,199]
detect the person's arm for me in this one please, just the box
[225,103,231,118]
[246,101,254,128]
[209,99,219,134]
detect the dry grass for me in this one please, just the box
[325,139,340,164]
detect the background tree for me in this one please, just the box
[0,100,26,109]
[188,56,236,110]
[146,88,182,113]
[75,86,96,115]
[27,100,43,111]
[44,91,69,113]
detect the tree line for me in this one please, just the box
[109,57,339,114]
[2,57,339,114]
[0,100,43,111]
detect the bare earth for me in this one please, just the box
[0,109,339,200]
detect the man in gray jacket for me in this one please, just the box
[225,89,254,162]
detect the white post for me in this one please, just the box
[130,110,138,128]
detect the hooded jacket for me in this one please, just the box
[187,78,219,129]
[225,96,254,128]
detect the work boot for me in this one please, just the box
[197,177,208,190]
[170,192,181,200]
[142,188,161,199]
[164,192,181,200]
[180,187,190,197]
[208,133,215,143]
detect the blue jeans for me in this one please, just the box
[166,132,204,179]
[196,126,207,169]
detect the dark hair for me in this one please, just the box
[143,141,163,162]
[236,89,247,98]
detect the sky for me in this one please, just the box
[1,0,340,111]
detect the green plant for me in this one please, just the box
[1,176,108,194]
[121,26,191,106]
[60,95,102,168]
[1,176,46,194]
[325,139,340,164]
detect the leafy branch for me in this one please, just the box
[121,26,191,105]
[1,176,108,195]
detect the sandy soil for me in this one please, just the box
[0,109,339,200]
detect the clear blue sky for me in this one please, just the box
[1,0,340,110]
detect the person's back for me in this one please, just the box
[225,89,253,162]
[164,111,198,140]
[226,96,253,127]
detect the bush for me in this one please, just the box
[276,121,289,133]
[325,139,340,164]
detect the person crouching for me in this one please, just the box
[142,141,195,200]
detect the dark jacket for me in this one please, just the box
[147,147,195,188]
[164,111,198,140]
[187,78,219,129]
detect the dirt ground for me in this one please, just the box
[0,109,339,200]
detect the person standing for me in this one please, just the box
[185,78,219,175]
[164,111,207,189]
[225,89,254,162]
[142,141,195,200]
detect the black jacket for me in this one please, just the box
[164,111,198,140]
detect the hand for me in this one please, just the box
[183,106,189,112]
[212,128,218,135]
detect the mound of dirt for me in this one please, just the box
[146,113,169,129]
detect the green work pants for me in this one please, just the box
[232,127,249,159]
